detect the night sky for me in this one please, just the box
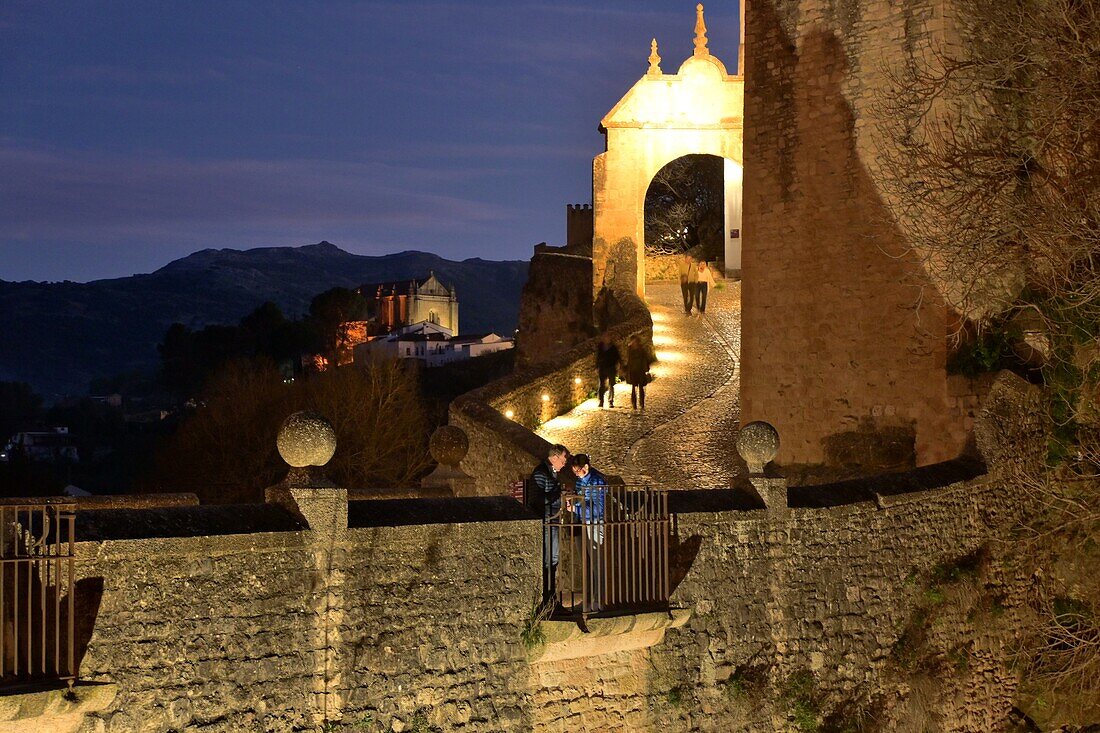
[0,1,742,283]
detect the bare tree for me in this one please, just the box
[644,154,725,257]
[876,0,1099,433]
[150,358,432,503]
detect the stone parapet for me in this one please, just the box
[55,454,1036,731]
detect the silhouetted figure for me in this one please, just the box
[625,335,658,409]
[596,333,621,408]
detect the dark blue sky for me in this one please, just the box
[1,1,741,282]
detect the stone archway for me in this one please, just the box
[592,4,744,298]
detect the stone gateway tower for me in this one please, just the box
[592,4,745,297]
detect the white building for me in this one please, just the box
[355,321,513,367]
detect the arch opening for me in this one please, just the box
[642,154,744,283]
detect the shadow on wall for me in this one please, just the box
[72,577,104,679]
[596,237,640,296]
[668,523,704,598]
[1,569,102,684]
[744,4,961,475]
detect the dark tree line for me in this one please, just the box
[159,287,369,399]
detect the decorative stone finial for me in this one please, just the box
[694,3,709,57]
[277,410,337,468]
[421,425,475,496]
[736,421,779,474]
[648,38,662,76]
[429,424,469,468]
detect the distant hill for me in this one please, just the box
[0,242,529,397]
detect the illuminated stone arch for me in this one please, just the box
[592,4,744,297]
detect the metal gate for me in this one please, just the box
[549,485,670,617]
[0,500,76,688]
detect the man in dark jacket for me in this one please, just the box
[530,443,570,603]
[596,333,621,408]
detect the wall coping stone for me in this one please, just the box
[348,496,537,528]
[74,493,199,510]
[668,488,764,513]
[75,503,305,542]
[786,456,986,509]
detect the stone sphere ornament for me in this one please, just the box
[736,421,780,474]
[429,425,469,468]
[276,410,337,468]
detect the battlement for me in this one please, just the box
[566,202,593,250]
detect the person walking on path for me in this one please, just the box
[530,444,570,604]
[596,332,621,408]
[568,454,608,612]
[695,260,715,314]
[678,254,698,314]
[625,335,658,410]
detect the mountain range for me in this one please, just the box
[0,242,529,397]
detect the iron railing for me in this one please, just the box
[547,485,670,618]
[0,500,76,688]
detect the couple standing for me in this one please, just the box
[678,254,716,315]
[531,444,608,611]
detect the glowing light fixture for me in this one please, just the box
[541,394,550,402]
[574,377,582,385]
[505,409,515,419]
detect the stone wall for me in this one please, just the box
[74,530,318,731]
[522,447,1032,731]
[60,464,1032,733]
[740,0,969,471]
[337,520,540,729]
[68,501,541,733]
[514,245,594,371]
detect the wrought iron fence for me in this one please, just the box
[547,485,670,618]
[0,500,77,688]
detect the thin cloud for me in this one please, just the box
[0,143,519,237]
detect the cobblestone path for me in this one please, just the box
[536,280,746,488]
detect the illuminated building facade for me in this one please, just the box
[357,272,459,335]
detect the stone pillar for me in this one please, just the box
[736,418,790,724]
[264,410,348,728]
